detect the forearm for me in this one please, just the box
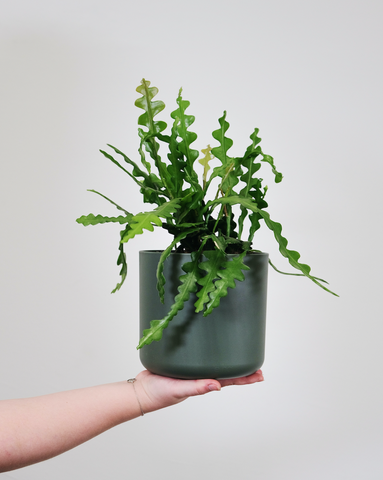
[0,381,140,472]
[0,370,264,472]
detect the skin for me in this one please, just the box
[0,369,264,473]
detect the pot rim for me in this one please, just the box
[139,250,269,256]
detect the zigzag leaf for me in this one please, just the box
[204,251,250,316]
[135,78,167,134]
[242,129,283,183]
[198,145,214,189]
[111,226,129,293]
[170,89,199,175]
[211,111,233,166]
[86,189,132,216]
[209,112,241,193]
[206,195,338,296]
[135,79,173,196]
[105,143,169,206]
[261,154,283,183]
[156,227,204,303]
[165,117,185,197]
[194,250,226,313]
[137,254,201,348]
[76,214,131,226]
[121,199,180,243]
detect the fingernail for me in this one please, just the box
[259,375,264,382]
[208,384,221,392]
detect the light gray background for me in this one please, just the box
[1,1,382,479]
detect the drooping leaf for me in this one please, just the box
[156,227,205,303]
[261,154,283,183]
[76,214,131,226]
[205,195,338,296]
[137,254,201,349]
[194,250,226,313]
[258,209,337,295]
[204,251,250,316]
[111,227,129,293]
[268,258,329,283]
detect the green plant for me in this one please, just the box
[77,79,337,349]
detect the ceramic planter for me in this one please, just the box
[139,250,269,379]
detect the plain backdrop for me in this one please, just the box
[1,1,382,479]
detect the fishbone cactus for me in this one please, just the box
[77,79,338,349]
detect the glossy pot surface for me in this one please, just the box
[139,250,268,379]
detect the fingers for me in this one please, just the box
[171,370,264,398]
[218,370,264,388]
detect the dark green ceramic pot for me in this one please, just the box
[139,250,269,379]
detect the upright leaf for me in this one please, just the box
[135,78,167,134]
[170,89,199,188]
[198,145,214,189]
[101,146,168,206]
[209,112,240,194]
[135,79,173,197]
[211,111,233,166]
[165,118,185,198]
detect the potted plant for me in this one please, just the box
[77,79,337,379]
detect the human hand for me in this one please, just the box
[134,369,264,414]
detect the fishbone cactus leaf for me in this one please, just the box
[198,145,214,189]
[135,78,167,134]
[137,254,201,349]
[206,195,338,296]
[135,79,173,195]
[211,111,233,166]
[203,251,250,316]
[171,89,199,166]
[76,214,131,226]
[111,226,129,293]
[121,199,180,243]
[156,227,204,304]
[194,250,226,313]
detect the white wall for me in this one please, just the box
[1,1,382,478]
